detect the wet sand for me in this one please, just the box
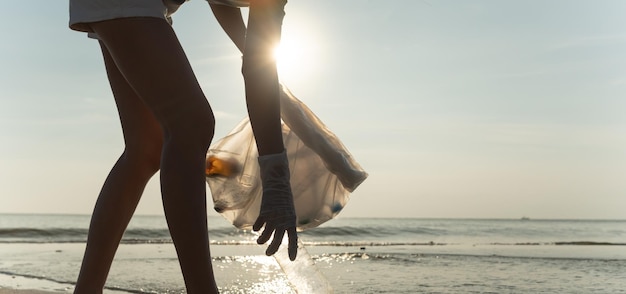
[0,290,57,294]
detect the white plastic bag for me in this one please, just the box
[206,85,367,231]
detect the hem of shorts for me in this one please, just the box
[211,3,250,8]
[69,8,167,33]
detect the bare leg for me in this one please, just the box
[74,41,164,293]
[74,17,218,294]
[243,0,287,156]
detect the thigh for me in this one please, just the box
[99,41,163,153]
[90,17,210,129]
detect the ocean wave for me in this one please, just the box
[306,241,626,247]
[0,228,88,243]
[298,225,445,238]
[2,227,625,247]
[486,241,626,246]
[0,225,446,244]
[0,227,252,244]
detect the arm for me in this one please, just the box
[244,0,296,261]
[209,4,247,54]
[209,0,296,261]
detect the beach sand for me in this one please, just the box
[0,243,288,294]
[0,273,69,293]
[0,289,58,294]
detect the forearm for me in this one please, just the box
[209,4,247,53]
[244,0,285,58]
[240,1,286,156]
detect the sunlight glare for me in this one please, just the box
[273,32,318,84]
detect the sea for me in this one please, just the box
[0,214,625,294]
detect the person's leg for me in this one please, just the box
[78,17,218,293]
[74,41,164,293]
[243,0,287,156]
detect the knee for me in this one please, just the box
[167,103,215,153]
[123,138,163,176]
[189,104,215,149]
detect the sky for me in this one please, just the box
[1,0,625,219]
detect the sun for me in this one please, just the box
[272,33,318,84]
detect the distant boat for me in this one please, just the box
[521,216,530,221]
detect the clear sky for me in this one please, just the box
[1,1,625,219]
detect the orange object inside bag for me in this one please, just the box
[206,156,240,177]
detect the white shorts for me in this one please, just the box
[69,0,180,34]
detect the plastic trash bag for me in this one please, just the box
[206,84,367,231]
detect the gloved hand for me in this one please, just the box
[253,151,298,261]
